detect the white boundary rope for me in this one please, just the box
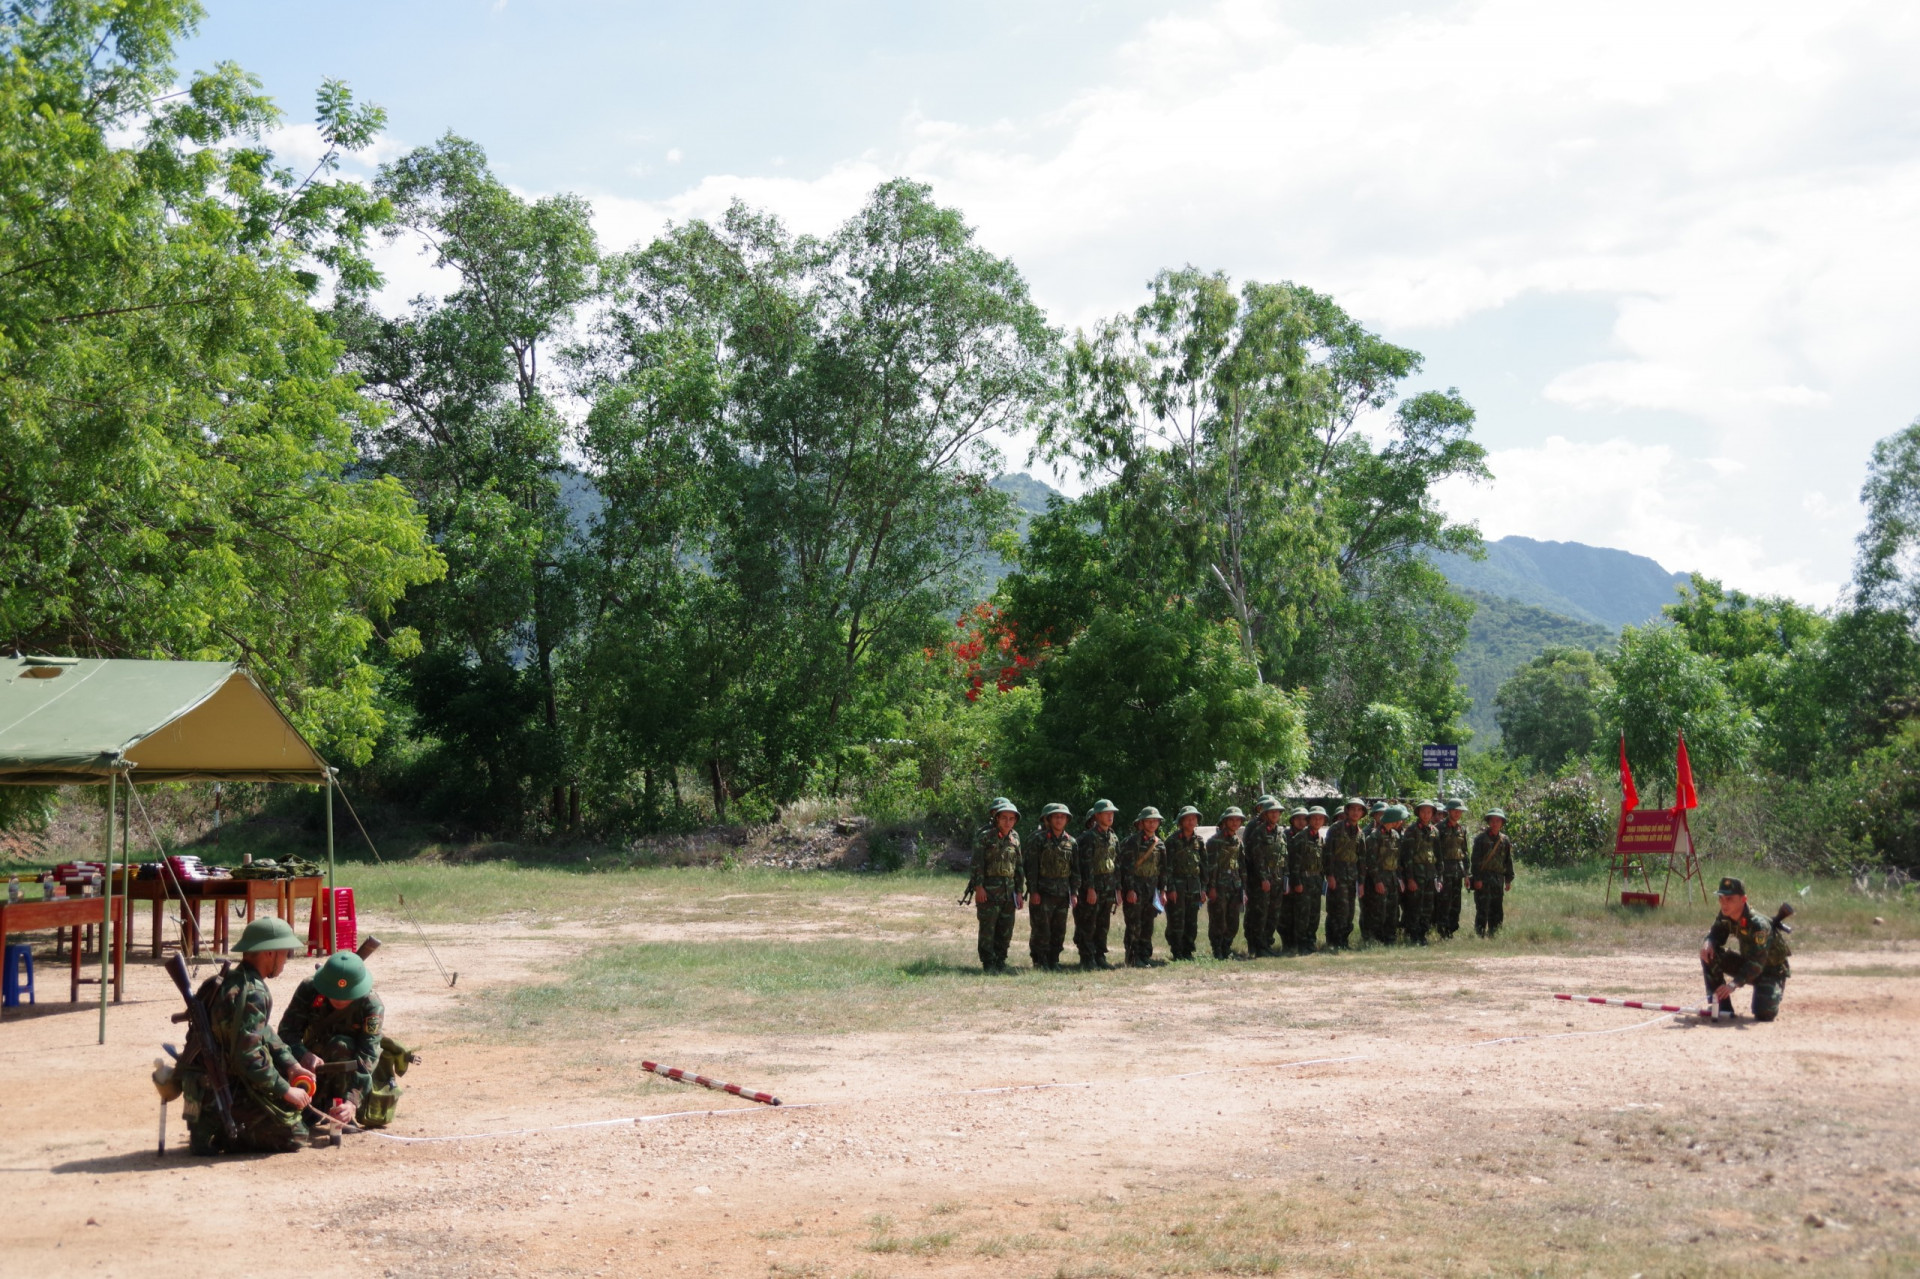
[363,1053,1371,1145]
[1472,1011,1677,1047]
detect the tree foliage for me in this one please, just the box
[1496,646,1608,773]
[0,0,441,763]
[1596,626,1754,798]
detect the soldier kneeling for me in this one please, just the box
[1700,876,1791,1021]
[280,950,409,1128]
[183,918,314,1155]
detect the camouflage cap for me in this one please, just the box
[1444,799,1467,811]
[1175,805,1201,820]
[1218,806,1246,822]
[236,916,299,953]
[1134,806,1163,824]
[1717,876,1747,897]
[1086,798,1119,816]
[1307,805,1328,817]
[1040,802,1072,819]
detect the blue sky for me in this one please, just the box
[188,1,1920,605]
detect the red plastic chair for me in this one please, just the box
[305,888,357,955]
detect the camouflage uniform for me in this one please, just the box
[1471,825,1515,938]
[1703,901,1791,1020]
[1071,824,1123,969]
[970,822,1026,971]
[1024,824,1078,970]
[1205,825,1245,960]
[186,963,307,1155]
[1119,828,1164,966]
[279,979,386,1115]
[1241,814,1284,957]
[1436,813,1470,938]
[1361,822,1402,945]
[1399,815,1441,945]
[1162,827,1208,960]
[1286,818,1325,954]
[1322,816,1365,949]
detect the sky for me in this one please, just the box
[185,1,1920,606]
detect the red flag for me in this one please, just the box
[1618,734,1639,812]
[1674,732,1698,812]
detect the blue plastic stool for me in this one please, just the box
[2,943,33,1008]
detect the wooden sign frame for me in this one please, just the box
[1606,808,1708,907]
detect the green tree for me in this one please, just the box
[995,611,1308,814]
[1016,270,1485,775]
[577,184,1052,819]
[337,135,600,829]
[1596,626,1754,799]
[1853,415,1920,619]
[0,0,441,763]
[1495,646,1609,772]
[1339,702,1422,795]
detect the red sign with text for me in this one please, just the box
[1615,809,1692,856]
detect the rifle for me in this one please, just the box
[1775,901,1795,932]
[165,954,238,1145]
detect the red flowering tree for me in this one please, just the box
[940,602,1050,701]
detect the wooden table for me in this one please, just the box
[0,896,124,1017]
[115,876,298,957]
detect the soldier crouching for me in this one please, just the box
[184,918,313,1155]
[1700,876,1792,1021]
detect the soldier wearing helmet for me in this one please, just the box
[1205,807,1247,960]
[1071,800,1123,969]
[280,950,385,1127]
[1472,809,1515,938]
[1287,807,1327,953]
[185,917,312,1154]
[1161,806,1208,961]
[1241,797,1284,957]
[1399,800,1442,945]
[1024,803,1078,970]
[1436,799,1470,939]
[967,798,1026,972]
[1119,807,1165,967]
[1321,799,1368,949]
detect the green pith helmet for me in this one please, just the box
[1343,797,1366,814]
[1087,798,1119,816]
[1445,799,1466,812]
[1369,800,1387,815]
[1134,806,1163,825]
[1175,805,1201,820]
[1484,809,1507,822]
[1307,805,1328,818]
[1218,806,1245,823]
[1040,802,1072,820]
[1254,794,1280,811]
[312,951,373,1000]
[990,797,1019,815]
[1415,799,1438,814]
[235,916,299,953]
[1384,804,1408,823]
[1290,807,1309,820]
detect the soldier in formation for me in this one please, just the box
[1205,807,1246,960]
[1162,806,1208,961]
[1071,799,1122,969]
[962,796,1518,968]
[1471,809,1515,938]
[967,797,1025,973]
[1025,803,1077,970]
[1436,799,1470,938]
[1119,806,1165,966]
[1241,796,1284,957]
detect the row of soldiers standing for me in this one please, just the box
[966,795,1516,972]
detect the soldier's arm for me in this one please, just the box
[231,983,298,1099]
[1021,833,1039,887]
[353,996,386,1075]
[1070,834,1088,896]
[276,983,316,1052]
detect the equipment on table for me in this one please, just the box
[2,943,34,1007]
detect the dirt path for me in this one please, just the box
[1,904,1915,1277]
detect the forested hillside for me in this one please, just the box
[1455,591,1614,740]
[1433,536,1689,629]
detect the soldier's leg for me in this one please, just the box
[1298,889,1321,953]
[1473,887,1489,937]
[1438,876,1460,937]
[1048,895,1071,967]
[976,899,996,969]
[1093,897,1115,966]
[994,895,1017,966]
[1181,896,1202,958]
[1415,889,1435,943]
[1379,883,1399,944]
[1071,900,1091,965]
[1487,886,1505,937]
[1224,894,1242,957]
[1701,957,1736,1014]
[1752,976,1785,1022]
[1325,883,1351,948]
[1028,896,1046,966]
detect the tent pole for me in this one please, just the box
[117,779,129,1001]
[99,769,113,1045]
[325,769,337,953]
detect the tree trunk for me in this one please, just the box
[707,758,729,823]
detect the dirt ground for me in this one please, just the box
[1,893,1916,1278]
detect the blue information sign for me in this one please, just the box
[1421,744,1459,771]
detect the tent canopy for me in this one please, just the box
[0,656,329,784]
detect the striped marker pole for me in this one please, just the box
[1554,993,1714,1018]
[641,1060,782,1106]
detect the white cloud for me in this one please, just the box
[554,0,1920,601]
